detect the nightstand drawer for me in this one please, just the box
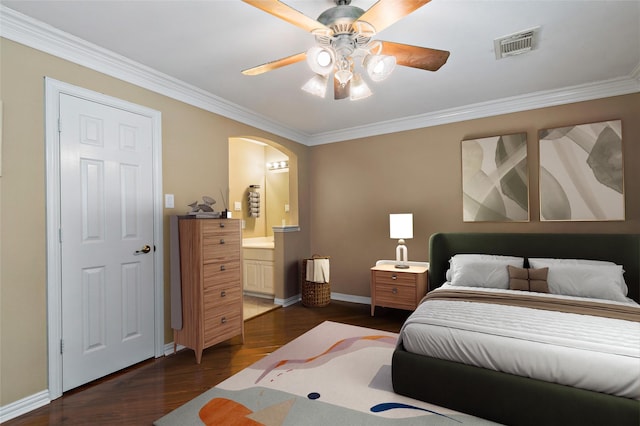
[373,270,417,286]
[374,283,416,307]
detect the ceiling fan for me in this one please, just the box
[241,0,450,101]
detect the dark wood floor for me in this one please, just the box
[5,301,410,425]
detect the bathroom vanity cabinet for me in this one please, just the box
[243,247,274,295]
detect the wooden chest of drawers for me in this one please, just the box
[174,218,243,363]
[370,264,428,316]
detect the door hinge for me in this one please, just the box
[60,339,64,354]
[59,228,63,243]
[57,118,62,133]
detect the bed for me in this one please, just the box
[391,233,640,426]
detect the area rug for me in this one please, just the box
[155,321,500,425]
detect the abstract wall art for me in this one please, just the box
[461,133,529,222]
[539,120,624,221]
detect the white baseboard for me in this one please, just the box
[330,292,371,305]
[164,342,186,357]
[275,292,371,307]
[0,389,50,423]
[274,294,301,307]
[243,291,275,299]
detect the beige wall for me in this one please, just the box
[0,38,310,406]
[310,93,640,298]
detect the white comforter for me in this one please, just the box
[399,285,640,399]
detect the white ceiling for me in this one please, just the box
[2,0,639,145]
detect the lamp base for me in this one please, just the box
[394,264,410,269]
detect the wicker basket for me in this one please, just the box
[301,256,330,307]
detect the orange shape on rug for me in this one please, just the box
[199,397,263,425]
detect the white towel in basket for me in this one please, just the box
[306,258,330,283]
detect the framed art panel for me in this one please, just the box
[539,120,624,221]
[461,133,529,222]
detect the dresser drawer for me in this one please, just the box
[203,261,241,287]
[204,308,242,347]
[203,280,241,308]
[202,235,241,260]
[201,219,240,234]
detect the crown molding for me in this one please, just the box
[1,5,638,147]
[306,75,640,145]
[0,5,309,144]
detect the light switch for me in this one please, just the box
[234,201,242,211]
[284,204,290,213]
[165,194,175,208]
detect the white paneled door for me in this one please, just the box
[59,93,155,392]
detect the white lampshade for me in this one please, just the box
[306,46,335,76]
[364,54,397,82]
[350,73,372,100]
[301,74,329,98]
[389,213,413,239]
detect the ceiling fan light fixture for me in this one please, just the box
[349,73,372,100]
[301,74,329,98]
[241,0,450,102]
[364,54,397,82]
[306,46,335,75]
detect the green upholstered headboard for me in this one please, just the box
[428,233,640,303]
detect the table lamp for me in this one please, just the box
[389,213,413,269]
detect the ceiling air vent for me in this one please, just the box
[494,27,540,60]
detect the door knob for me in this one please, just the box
[135,245,151,255]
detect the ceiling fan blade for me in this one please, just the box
[242,52,307,76]
[379,41,450,71]
[242,0,329,33]
[334,79,351,100]
[356,0,432,34]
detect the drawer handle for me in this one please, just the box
[220,238,225,244]
[392,287,398,294]
[220,290,226,297]
[220,265,226,271]
[219,223,225,228]
[391,275,398,280]
[221,317,227,324]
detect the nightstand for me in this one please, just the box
[370,261,428,316]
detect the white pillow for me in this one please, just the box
[529,258,628,296]
[528,258,616,267]
[541,263,629,302]
[450,254,525,289]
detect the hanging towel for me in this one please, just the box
[306,258,330,283]
[306,259,315,283]
[313,258,330,283]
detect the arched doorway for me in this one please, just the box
[228,136,298,317]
